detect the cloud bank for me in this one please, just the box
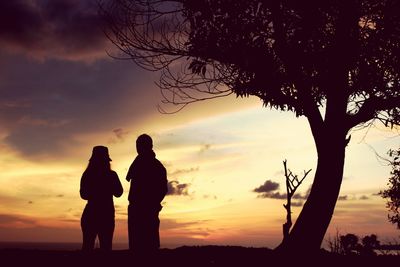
[253,179,310,206]
[0,0,110,61]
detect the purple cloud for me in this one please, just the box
[253,180,280,193]
[254,180,310,200]
[167,180,190,196]
[0,0,110,61]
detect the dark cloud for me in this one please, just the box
[184,230,210,238]
[167,180,190,196]
[199,144,212,154]
[258,191,286,199]
[0,224,81,242]
[291,201,304,207]
[292,193,305,199]
[0,194,31,206]
[160,218,206,231]
[3,124,77,156]
[0,0,110,61]
[60,218,80,223]
[160,219,212,239]
[257,191,309,201]
[0,52,159,158]
[254,180,310,200]
[170,167,199,176]
[253,180,280,193]
[109,128,130,144]
[0,214,36,225]
[113,128,129,141]
[337,195,370,201]
[114,204,127,216]
[203,194,218,199]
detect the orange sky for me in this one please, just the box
[1,99,399,248]
[0,0,399,249]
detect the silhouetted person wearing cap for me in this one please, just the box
[80,146,123,251]
[126,134,168,254]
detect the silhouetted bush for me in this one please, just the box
[328,232,380,256]
[380,148,400,229]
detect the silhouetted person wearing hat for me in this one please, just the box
[126,134,168,254]
[80,146,123,251]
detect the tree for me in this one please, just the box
[360,234,380,256]
[103,0,400,252]
[335,233,380,255]
[340,233,360,255]
[327,231,381,255]
[380,148,400,229]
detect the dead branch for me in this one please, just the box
[282,160,311,242]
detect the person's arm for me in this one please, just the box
[156,165,168,203]
[79,172,90,200]
[126,162,135,182]
[162,167,168,198]
[112,171,123,198]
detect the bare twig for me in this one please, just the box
[282,160,311,242]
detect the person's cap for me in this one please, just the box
[90,145,112,161]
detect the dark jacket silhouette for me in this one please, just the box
[80,146,123,251]
[126,134,168,252]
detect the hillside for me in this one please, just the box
[1,245,399,267]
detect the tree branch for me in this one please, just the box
[346,95,400,130]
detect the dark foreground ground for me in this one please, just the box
[1,246,399,267]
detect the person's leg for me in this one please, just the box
[155,213,160,249]
[81,206,96,251]
[149,211,160,250]
[82,229,96,251]
[128,203,134,251]
[99,219,114,251]
[140,210,160,253]
[132,206,151,254]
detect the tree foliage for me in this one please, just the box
[328,232,380,255]
[380,148,400,229]
[104,0,400,125]
[340,233,360,255]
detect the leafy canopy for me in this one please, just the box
[380,148,400,229]
[105,0,400,126]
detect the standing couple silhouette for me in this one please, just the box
[79,134,168,254]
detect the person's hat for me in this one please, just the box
[90,145,112,161]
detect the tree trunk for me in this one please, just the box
[276,125,348,253]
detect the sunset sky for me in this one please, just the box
[0,0,399,249]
